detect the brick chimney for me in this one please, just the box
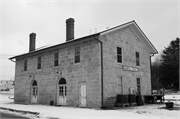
[29,33,36,52]
[66,18,74,41]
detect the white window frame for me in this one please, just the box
[37,56,42,69]
[24,59,27,71]
[75,47,80,63]
[135,51,140,66]
[117,47,122,63]
[54,52,59,67]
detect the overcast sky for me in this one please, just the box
[0,0,179,81]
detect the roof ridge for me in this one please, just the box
[98,20,135,34]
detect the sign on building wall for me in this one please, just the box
[122,65,138,72]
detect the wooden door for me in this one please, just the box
[32,86,38,103]
[79,84,86,107]
[58,85,66,105]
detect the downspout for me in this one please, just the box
[150,54,154,95]
[93,36,104,108]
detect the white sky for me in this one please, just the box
[0,0,179,81]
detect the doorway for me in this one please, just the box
[31,80,38,104]
[57,78,66,105]
[79,83,86,107]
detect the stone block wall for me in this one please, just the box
[14,37,101,108]
[99,26,152,105]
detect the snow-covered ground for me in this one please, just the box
[0,94,180,119]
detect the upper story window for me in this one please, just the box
[54,52,59,67]
[37,56,41,69]
[24,59,27,71]
[117,47,122,63]
[136,52,140,66]
[75,47,80,63]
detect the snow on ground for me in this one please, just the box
[0,109,39,119]
[0,94,180,119]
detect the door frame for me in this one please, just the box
[31,80,38,104]
[57,84,66,105]
[57,78,67,106]
[79,83,86,107]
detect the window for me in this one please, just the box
[117,47,122,63]
[136,52,140,66]
[54,52,59,67]
[118,76,123,94]
[136,78,141,95]
[75,47,80,63]
[118,76,123,86]
[37,56,41,69]
[24,59,27,71]
[59,86,67,96]
[59,86,63,96]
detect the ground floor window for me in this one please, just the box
[118,76,123,94]
[136,78,141,95]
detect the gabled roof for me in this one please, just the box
[99,20,158,54]
[9,20,157,60]
[9,33,99,60]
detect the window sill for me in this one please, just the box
[117,62,123,66]
[53,66,59,69]
[36,69,42,71]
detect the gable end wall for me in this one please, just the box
[100,27,152,106]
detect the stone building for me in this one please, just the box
[9,18,158,108]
